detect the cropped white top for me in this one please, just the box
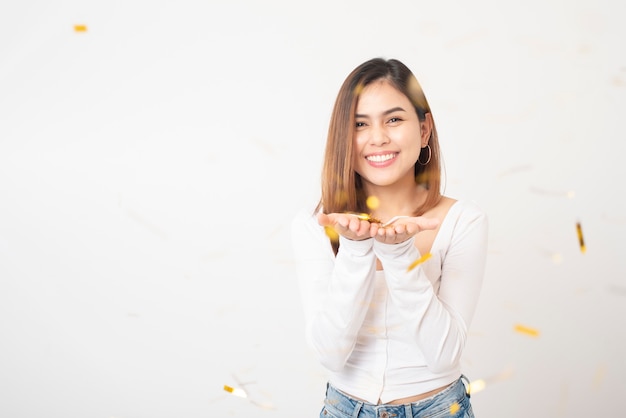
[290,200,488,404]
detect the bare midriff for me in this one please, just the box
[347,383,451,405]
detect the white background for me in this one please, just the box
[1,1,625,417]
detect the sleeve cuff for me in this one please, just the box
[338,236,374,256]
[374,237,417,259]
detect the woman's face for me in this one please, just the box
[353,79,428,191]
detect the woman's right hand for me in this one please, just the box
[317,213,380,241]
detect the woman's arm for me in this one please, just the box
[374,205,488,373]
[291,209,377,371]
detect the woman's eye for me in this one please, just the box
[388,117,401,124]
[355,121,366,128]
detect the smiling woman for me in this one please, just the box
[353,81,429,191]
[291,58,488,418]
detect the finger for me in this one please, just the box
[317,213,330,227]
[405,222,420,236]
[393,223,407,235]
[350,219,371,238]
[381,227,397,243]
[346,217,359,232]
[359,220,373,236]
[334,214,351,229]
[413,217,440,231]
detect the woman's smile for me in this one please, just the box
[365,152,399,167]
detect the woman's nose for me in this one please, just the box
[370,127,390,146]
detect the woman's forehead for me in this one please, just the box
[356,80,411,113]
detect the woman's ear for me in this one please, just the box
[420,113,434,146]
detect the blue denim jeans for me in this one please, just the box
[320,375,474,418]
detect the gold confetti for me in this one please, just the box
[324,226,339,243]
[450,402,461,415]
[576,221,586,253]
[468,379,486,394]
[346,212,382,224]
[464,367,513,398]
[366,195,380,210]
[497,164,532,179]
[593,364,607,389]
[223,384,247,398]
[407,252,432,272]
[514,323,540,337]
[225,372,275,410]
[415,172,429,185]
[551,253,563,264]
[74,24,88,32]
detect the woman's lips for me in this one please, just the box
[365,152,398,167]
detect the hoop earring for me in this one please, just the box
[418,144,431,165]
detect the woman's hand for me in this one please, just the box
[317,213,380,241]
[375,217,440,245]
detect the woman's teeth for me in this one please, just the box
[366,153,396,162]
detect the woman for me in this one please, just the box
[291,58,488,417]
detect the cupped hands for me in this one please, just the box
[317,213,439,245]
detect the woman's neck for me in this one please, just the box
[365,183,428,222]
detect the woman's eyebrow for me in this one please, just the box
[355,106,406,118]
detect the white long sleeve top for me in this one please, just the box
[290,199,488,404]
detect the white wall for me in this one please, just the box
[1,1,625,417]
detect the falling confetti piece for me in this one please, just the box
[366,195,380,210]
[497,164,533,178]
[415,172,429,185]
[324,226,339,243]
[226,372,276,410]
[450,402,461,415]
[74,24,88,32]
[551,253,563,264]
[576,221,586,253]
[537,248,564,264]
[514,324,540,337]
[346,212,382,223]
[407,253,432,272]
[493,366,515,382]
[557,381,568,415]
[223,384,247,398]
[121,201,169,240]
[593,364,607,389]
[468,379,486,394]
[464,367,514,397]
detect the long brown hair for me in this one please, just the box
[317,58,443,254]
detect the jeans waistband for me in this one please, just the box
[323,375,471,418]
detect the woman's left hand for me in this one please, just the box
[375,217,440,245]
